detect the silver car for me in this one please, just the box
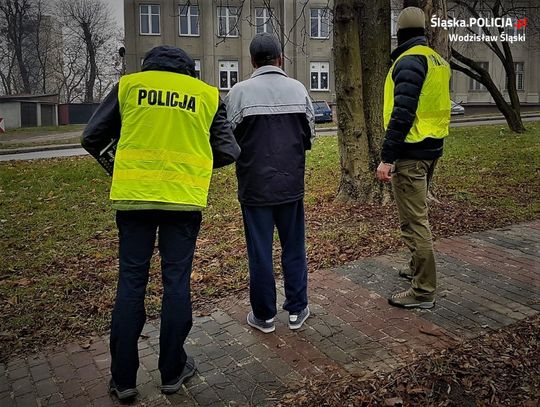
[451,100,465,115]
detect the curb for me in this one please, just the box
[315,113,540,133]
[451,113,540,124]
[0,143,81,155]
[1,113,539,155]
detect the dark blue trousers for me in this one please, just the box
[241,199,308,320]
[110,210,201,388]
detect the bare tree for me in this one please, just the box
[406,0,538,133]
[0,39,16,94]
[0,0,35,93]
[53,32,87,103]
[57,0,116,102]
[333,0,391,203]
[450,0,533,133]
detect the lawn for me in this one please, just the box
[0,122,539,360]
[0,124,85,137]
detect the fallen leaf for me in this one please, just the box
[384,397,403,406]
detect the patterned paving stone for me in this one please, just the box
[3,222,538,406]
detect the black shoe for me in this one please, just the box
[109,379,138,400]
[161,356,197,395]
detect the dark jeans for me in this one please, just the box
[241,199,308,320]
[110,210,201,388]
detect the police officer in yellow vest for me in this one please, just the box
[376,7,451,309]
[82,45,240,400]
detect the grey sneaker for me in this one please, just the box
[388,288,435,309]
[289,306,310,330]
[161,356,197,394]
[109,379,138,400]
[247,311,275,333]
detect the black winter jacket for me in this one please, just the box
[381,36,445,163]
[82,45,240,170]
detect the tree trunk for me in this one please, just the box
[83,26,96,103]
[403,0,450,59]
[333,0,391,204]
[449,0,525,134]
[451,48,526,134]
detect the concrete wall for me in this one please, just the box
[0,102,21,130]
[0,102,59,129]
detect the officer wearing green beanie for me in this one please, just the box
[376,7,451,309]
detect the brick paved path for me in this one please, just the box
[1,222,539,406]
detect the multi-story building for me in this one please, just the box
[124,0,335,101]
[124,0,540,109]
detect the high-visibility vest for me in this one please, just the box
[383,45,451,143]
[111,70,219,208]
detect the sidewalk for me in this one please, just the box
[1,221,538,406]
[2,112,540,156]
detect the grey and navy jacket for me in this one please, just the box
[225,65,315,206]
[382,36,444,164]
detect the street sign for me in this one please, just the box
[0,117,5,133]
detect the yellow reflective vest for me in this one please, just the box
[383,45,451,143]
[111,70,219,209]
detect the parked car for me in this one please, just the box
[451,100,465,115]
[313,100,333,123]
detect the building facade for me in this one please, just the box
[124,0,335,101]
[124,0,540,107]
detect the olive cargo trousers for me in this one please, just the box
[391,159,438,298]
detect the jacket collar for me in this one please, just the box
[390,36,427,62]
[251,65,288,79]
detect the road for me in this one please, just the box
[0,148,88,162]
[450,115,540,127]
[1,115,538,162]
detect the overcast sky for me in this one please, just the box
[107,0,124,30]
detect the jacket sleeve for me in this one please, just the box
[381,55,427,163]
[81,84,121,158]
[304,95,315,151]
[210,97,241,169]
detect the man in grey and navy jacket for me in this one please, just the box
[225,33,315,334]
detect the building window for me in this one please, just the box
[515,62,524,90]
[391,9,399,38]
[506,62,524,90]
[310,8,330,39]
[310,62,329,91]
[217,6,239,37]
[255,7,273,34]
[194,59,201,79]
[140,4,160,35]
[179,4,199,36]
[469,62,488,91]
[219,61,238,90]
